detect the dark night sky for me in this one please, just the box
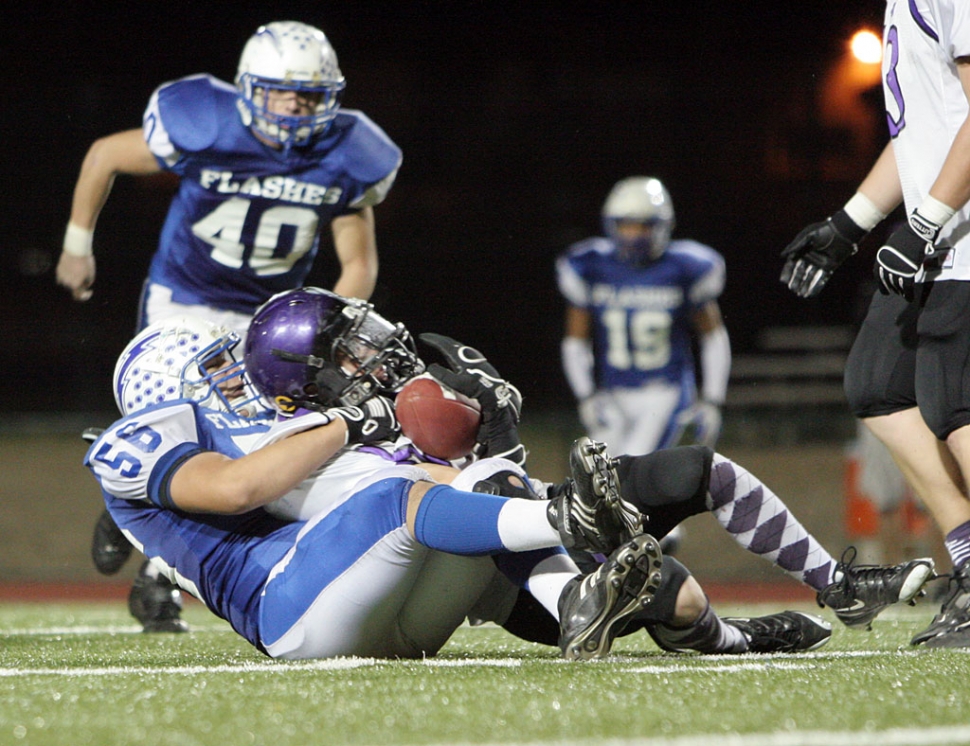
[3,1,889,414]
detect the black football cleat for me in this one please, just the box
[726,611,832,653]
[817,547,934,629]
[129,560,189,634]
[547,437,644,554]
[91,509,134,575]
[911,563,970,649]
[559,533,664,660]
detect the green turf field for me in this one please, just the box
[2,600,970,746]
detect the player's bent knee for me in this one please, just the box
[635,555,691,626]
[615,446,713,508]
[671,575,707,627]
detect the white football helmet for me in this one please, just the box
[235,21,346,148]
[113,316,262,417]
[601,177,675,264]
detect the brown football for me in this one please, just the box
[396,376,482,460]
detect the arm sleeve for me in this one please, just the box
[698,325,731,405]
[561,336,595,400]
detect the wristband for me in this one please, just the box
[63,222,94,257]
[916,195,956,231]
[842,193,886,232]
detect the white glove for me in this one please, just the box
[578,396,601,433]
[677,401,722,448]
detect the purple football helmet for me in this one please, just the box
[244,287,424,412]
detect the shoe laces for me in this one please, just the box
[831,546,894,592]
[730,616,805,652]
[736,615,796,641]
[818,548,878,612]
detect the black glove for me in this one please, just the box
[780,209,868,298]
[875,210,947,300]
[327,396,400,445]
[419,333,526,466]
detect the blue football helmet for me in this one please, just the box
[113,316,264,417]
[244,288,424,412]
[601,177,675,265]
[235,21,346,148]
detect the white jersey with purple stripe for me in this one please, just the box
[883,0,970,279]
[254,415,443,521]
[555,236,725,390]
[141,74,402,312]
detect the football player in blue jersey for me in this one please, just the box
[87,294,831,658]
[557,177,731,455]
[556,177,731,553]
[56,20,399,321]
[56,20,402,630]
[88,289,938,657]
[85,310,672,660]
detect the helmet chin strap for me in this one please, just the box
[272,347,374,408]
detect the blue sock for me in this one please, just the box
[413,484,506,555]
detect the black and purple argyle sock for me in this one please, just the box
[707,454,835,592]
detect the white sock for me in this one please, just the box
[525,553,582,620]
[496,499,561,551]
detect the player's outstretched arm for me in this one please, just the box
[168,397,398,514]
[56,129,161,301]
[168,417,351,514]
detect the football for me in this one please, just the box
[396,375,482,460]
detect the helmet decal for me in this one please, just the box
[235,21,346,148]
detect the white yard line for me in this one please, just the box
[0,647,925,678]
[458,727,970,746]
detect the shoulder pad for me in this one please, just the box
[558,237,608,263]
[666,240,726,301]
[667,240,725,270]
[324,109,403,184]
[155,74,236,153]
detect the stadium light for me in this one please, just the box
[814,27,884,178]
[851,30,883,65]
